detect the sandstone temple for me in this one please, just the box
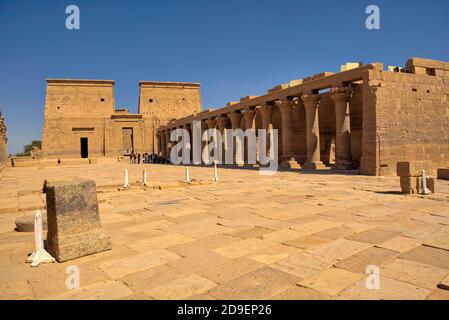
[41,57,449,176]
[41,80,201,158]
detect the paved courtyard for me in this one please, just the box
[1,161,449,300]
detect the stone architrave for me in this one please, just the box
[46,179,112,262]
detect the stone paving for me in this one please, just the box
[1,160,449,300]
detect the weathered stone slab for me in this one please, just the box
[49,280,133,300]
[397,161,432,177]
[382,258,447,290]
[15,214,47,232]
[145,274,217,299]
[337,276,431,300]
[46,179,112,262]
[400,176,422,194]
[437,168,449,180]
[99,250,180,279]
[272,285,330,300]
[207,267,299,300]
[399,245,449,270]
[345,228,400,245]
[427,177,437,193]
[283,235,330,250]
[306,239,371,261]
[378,236,422,253]
[199,258,264,284]
[335,247,398,273]
[299,268,363,296]
[212,238,274,259]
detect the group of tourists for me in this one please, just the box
[129,152,169,164]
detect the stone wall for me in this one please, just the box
[42,79,202,158]
[0,112,7,163]
[363,58,449,175]
[42,80,115,158]
[139,81,202,154]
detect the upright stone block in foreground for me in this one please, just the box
[46,179,111,262]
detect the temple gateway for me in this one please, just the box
[41,57,449,176]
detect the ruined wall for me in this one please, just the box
[139,81,202,154]
[363,58,449,176]
[42,80,115,158]
[0,113,7,163]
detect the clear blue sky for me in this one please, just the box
[0,0,448,154]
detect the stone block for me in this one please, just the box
[396,161,432,177]
[427,177,437,193]
[437,168,449,180]
[15,214,48,232]
[240,95,258,102]
[46,179,111,262]
[400,176,422,194]
[267,84,289,93]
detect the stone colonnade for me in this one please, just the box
[157,86,354,170]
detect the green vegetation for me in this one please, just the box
[16,140,41,157]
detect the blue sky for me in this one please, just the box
[0,0,448,154]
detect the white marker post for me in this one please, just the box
[213,162,219,182]
[142,169,148,187]
[26,210,55,267]
[123,169,130,188]
[185,166,192,184]
[422,169,430,195]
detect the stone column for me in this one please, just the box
[275,100,300,169]
[165,129,171,160]
[330,87,353,170]
[243,109,256,166]
[160,130,166,157]
[259,105,273,160]
[216,116,228,165]
[156,133,161,156]
[301,94,325,169]
[227,112,243,166]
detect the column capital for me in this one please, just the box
[274,100,294,112]
[301,94,321,108]
[227,112,242,125]
[206,118,216,129]
[330,87,352,103]
[243,108,256,120]
[215,116,228,128]
[259,104,273,115]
